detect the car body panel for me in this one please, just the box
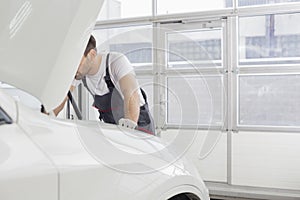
[0,90,17,122]
[16,102,209,200]
[0,119,58,200]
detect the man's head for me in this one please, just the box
[75,35,97,80]
[84,35,96,56]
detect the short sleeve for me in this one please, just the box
[109,52,135,82]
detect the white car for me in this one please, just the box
[0,0,210,200]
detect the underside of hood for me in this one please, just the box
[0,0,104,110]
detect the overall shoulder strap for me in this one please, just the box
[140,88,148,104]
[104,53,115,90]
[82,76,94,99]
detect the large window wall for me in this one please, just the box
[93,0,300,132]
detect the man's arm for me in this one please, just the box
[52,85,76,116]
[119,73,140,123]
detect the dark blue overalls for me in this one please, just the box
[82,53,155,135]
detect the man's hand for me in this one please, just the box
[118,118,137,129]
[48,110,56,117]
[41,104,56,117]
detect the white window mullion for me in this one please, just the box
[153,22,166,135]
[226,15,238,186]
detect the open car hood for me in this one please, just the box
[0,0,104,110]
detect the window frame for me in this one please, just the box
[157,19,227,130]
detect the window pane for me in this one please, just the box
[97,0,152,20]
[239,74,300,126]
[158,0,232,15]
[93,26,152,68]
[167,76,223,126]
[239,13,300,65]
[238,0,300,7]
[167,29,222,68]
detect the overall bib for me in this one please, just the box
[82,53,155,135]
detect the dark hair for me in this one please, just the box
[84,35,96,56]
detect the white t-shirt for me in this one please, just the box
[73,52,145,106]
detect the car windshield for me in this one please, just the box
[0,107,12,125]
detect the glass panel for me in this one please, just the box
[239,13,300,65]
[158,0,232,15]
[167,76,223,125]
[167,29,222,68]
[93,25,152,69]
[136,77,154,116]
[238,0,300,7]
[239,74,300,126]
[0,106,12,125]
[97,0,152,20]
